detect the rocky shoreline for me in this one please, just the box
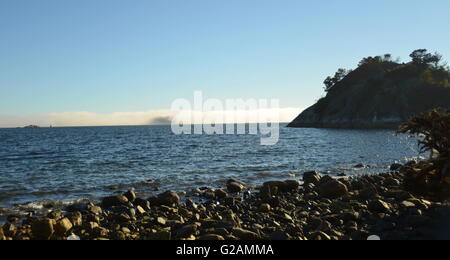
[1,162,449,240]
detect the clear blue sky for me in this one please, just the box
[1,0,449,116]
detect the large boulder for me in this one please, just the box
[31,218,56,240]
[54,218,73,236]
[318,179,349,199]
[101,195,129,208]
[227,182,244,193]
[149,191,180,206]
[368,200,392,213]
[303,171,321,185]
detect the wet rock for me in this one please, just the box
[354,163,365,168]
[262,180,296,197]
[390,163,403,171]
[199,234,225,240]
[214,189,228,199]
[54,218,73,236]
[368,200,391,213]
[318,179,349,199]
[303,171,321,185]
[31,218,55,240]
[151,191,180,206]
[227,182,244,193]
[231,228,260,240]
[101,195,129,208]
[123,189,137,202]
[66,202,89,212]
[284,180,300,191]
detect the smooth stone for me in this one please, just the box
[214,189,228,199]
[227,182,244,193]
[401,201,416,208]
[123,189,137,202]
[368,200,391,213]
[54,218,73,236]
[136,205,146,214]
[152,191,180,206]
[259,203,271,213]
[157,217,167,225]
[318,179,349,199]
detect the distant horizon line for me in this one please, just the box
[0,122,293,129]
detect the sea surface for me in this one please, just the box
[0,125,421,211]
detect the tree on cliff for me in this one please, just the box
[410,49,443,68]
[323,68,350,92]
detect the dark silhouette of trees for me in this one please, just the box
[324,68,350,92]
[358,54,393,67]
[410,49,443,67]
[322,49,450,94]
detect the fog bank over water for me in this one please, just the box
[0,108,302,128]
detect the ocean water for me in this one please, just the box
[0,125,421,209]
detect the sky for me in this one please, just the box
[1,0,449,127]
